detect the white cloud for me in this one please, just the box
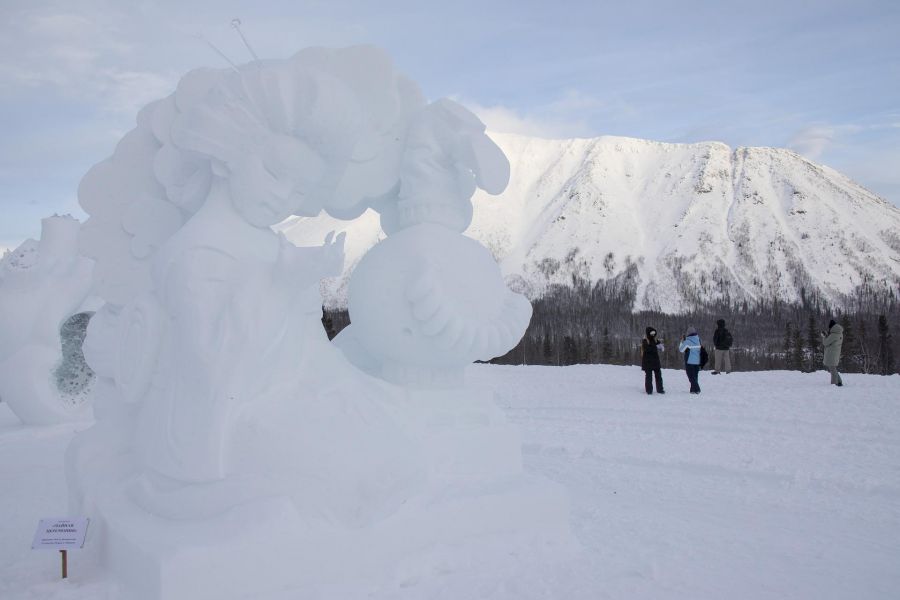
[95,68,176,117]
[544,89,608,115]
[458,89,610,139]
[786,120,900,206]
[787,122,879,161]
[460,102,578,138]
[787,125,836,160]
[0,3,176,116]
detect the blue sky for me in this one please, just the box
[2,0,899,251]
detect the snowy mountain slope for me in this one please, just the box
[278,133,900,312]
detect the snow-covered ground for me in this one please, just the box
[2,364,899,599]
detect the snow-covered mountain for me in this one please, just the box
[278,133,900,313]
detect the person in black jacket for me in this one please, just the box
[711,319,733,374]
[640,327,665,394]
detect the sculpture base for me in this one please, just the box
[93,473,572,599]
[71,387,576,598]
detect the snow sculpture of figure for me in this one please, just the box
[343,99,532,386]
[130,68,346,482]
[67,46,571,599]
[73,47,425,509]
[0,215,95,424]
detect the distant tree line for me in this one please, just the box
[490,275,899,374]
[322,274,898,375]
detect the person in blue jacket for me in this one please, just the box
[678,326,702,394]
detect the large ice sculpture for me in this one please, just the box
[340,98,533,387]
[67,46,571,598]
[0,215,95,424]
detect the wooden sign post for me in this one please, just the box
[32,518,89,579]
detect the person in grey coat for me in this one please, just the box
[821,319,844,386]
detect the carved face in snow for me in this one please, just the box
[229,134,327,228]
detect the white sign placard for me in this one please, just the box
[31,518,90,550]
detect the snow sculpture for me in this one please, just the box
[341,99,533,387]
[67,46,571,598]
[0,215,95,424]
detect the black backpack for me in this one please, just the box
[722,330,733,349]
[685,345,710,369]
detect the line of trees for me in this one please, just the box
[321,278,898,375]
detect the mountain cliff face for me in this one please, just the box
[278,132,900,313]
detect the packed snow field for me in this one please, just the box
[1,364,899,599]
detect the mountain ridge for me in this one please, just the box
[279,132,900,313]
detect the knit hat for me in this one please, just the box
[646,327,657,338]
[828,319,837,329]
[685,325,698,336]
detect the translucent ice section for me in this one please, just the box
[54,312,96,399]
[0,215,95,424]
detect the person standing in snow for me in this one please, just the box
[679,326,702,394]
[821,319,844,386]
[711,319,733,374]
[640,327,665,395]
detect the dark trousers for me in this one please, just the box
[685,364,701,393]
[644,368,664,393]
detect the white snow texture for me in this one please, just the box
[0,216,95,425]
[2,365,898,599]
[279,133,900,313]
[61,45,562,599]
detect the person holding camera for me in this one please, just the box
[679,326,703,394]
[641,327,665,395]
